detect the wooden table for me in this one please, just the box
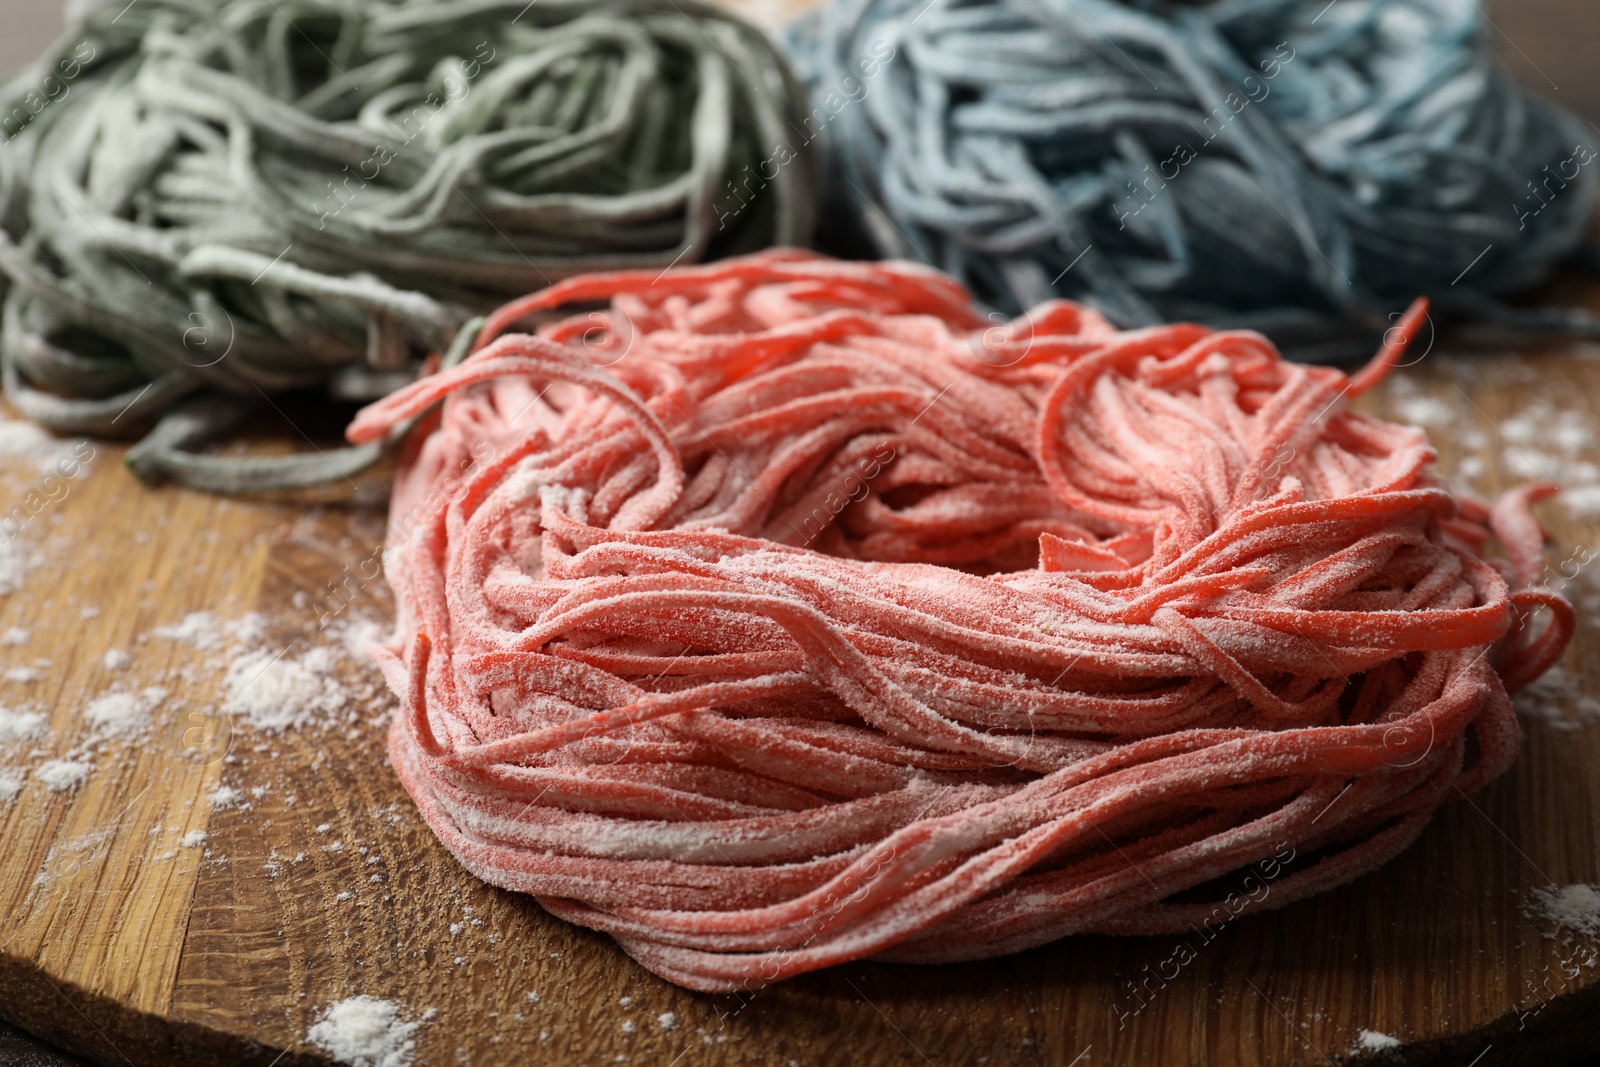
[0,297,1599,1067]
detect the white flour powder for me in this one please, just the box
[1529,883,1600,937]
[307,996,421,1067]
[35,759,90,792]
[1354,1029,1401,1053]
[0,707,46,742]
[83,688,166,737]
[224,647,348,732]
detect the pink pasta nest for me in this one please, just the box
[349,250,1572,991]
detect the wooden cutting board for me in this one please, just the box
[1,305,1599,1067]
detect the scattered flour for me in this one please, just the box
[1561,484,1600,517]
[35,759,90,792]
[83,687,166,737]
[1504,447,1567,481]
[657,1012,676,1030]
[336,616,388,661]
[1514,667,1600,732]
[151,612,226,650]
[1529,884,1600,937]
[0,605,385,823]
[0,420,75,466]
[152,611,266,652]
[1488,401,1600,508]
[1392,395,1456,428]
[223,647,349,731]
[0,707,46,742]
[179,829,207,848]
[1500,412,1541,445]
[144,609,383,740]
[0,540,28,596]
[210,785,247,810]
[1353,1029,1401,1053]
[1393,383,1600,509]
[306,996,421,1067]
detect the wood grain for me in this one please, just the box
[0,306,1598,1067]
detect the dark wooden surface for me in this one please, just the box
[1491,0,1600,125]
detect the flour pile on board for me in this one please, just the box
[334,616,388,661]
[151,611,267,652]
[2,699,59,801]
[147,610,386,735]
[0,707,46,743]
[0,540,28,596]
[224,647,348,732]
[1529,884,1600,938]
[1388,390,1457,431]
[307,996,421,1067]
[83,688,167,738]
[211,785,247,810]
[0,419,77,469]
[1353,1029,1401,1053]
[35,759,90,792]
[0,418,90,596]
